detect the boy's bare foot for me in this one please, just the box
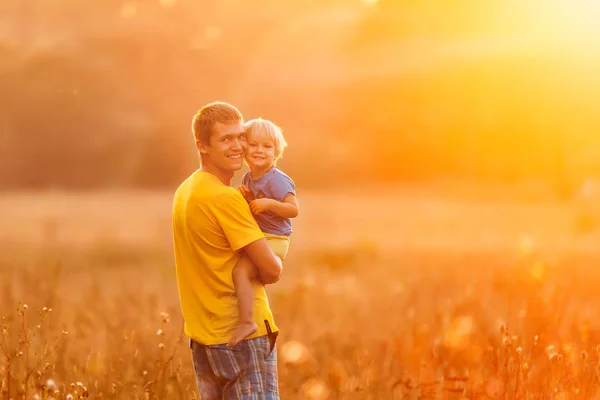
[228,321,258,347]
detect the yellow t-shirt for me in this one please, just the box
[172,171,278,345]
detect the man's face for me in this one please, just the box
[199,121,247,173]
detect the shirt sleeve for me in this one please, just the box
[269,173,296,202]
[217,192,265,251]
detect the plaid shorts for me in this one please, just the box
[190,335,279,399]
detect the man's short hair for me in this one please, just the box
[245,118,288,160]
[192,102,244,144]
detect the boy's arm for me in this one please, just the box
[242,239,283,284]
[237,173,255,201]
[249,194,299,218]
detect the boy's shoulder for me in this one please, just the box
[262,168,295,193]
[271,167,294,183]
[267,168,296,198]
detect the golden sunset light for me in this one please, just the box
[1,0,600,398]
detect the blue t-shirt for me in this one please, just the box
[242,167,296,236]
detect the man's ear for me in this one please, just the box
[196,140,208,155]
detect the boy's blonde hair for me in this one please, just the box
[244,118,288,160]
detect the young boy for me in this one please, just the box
[228,118,299,347]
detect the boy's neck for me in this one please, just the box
[249,164,275,180]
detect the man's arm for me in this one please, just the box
[249,194,299,218]
[219,193,281,284]
[242,238,283,285]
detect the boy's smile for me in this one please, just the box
[246,133,276,173]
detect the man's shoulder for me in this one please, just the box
[172,173,196,206]
[197,183,241,208]
[175,172,241,208]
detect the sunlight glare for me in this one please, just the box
[531,0,600,41]
[120,2,137,18]
[159,0,177,7]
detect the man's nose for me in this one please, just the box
[232,137,245,151]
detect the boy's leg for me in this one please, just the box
[229,253,258,347]
[265,234,290,261]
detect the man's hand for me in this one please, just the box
[237,185,255,201]
[243,238,282,284]
[249,198,273,215]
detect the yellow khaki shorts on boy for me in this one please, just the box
[264,233,290,260]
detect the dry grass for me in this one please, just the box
[1,187,600,399]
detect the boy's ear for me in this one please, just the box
[196,140,208,155]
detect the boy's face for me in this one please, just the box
[198,121,247,173]
[246,132,276,171]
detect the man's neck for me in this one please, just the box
[200,164,234,186]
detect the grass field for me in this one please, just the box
[1,186,600,399]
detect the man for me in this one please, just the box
[172,101,283,399]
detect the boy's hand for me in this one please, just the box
[237,185,255,201]
[249,198,272,215]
